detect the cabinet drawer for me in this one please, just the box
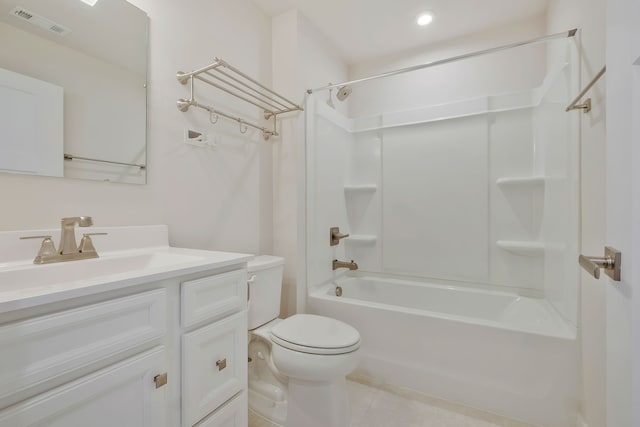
[182,310,247,426]
[181,269,247,328]
[195,391,247,427]
[0,346,167,427]
[0,289,166,408]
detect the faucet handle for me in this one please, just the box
[20,235,58,263]
[330,227,350,246]
[20,235,53,240]
[79,233,107,255]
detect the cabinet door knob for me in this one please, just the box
[154,372,168,388]
[216,358,227,371]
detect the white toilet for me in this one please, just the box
[247,255,361,427]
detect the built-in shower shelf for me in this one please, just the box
[345,235,378,245]
[344,184,377,194]
[496,176,546,188]
[497,240,545,257]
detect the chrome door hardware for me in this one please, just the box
[216,358,227,371]
[154,372,168,389]
[579,246,621,281]
[330,227,350,246]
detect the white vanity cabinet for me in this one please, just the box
[0,289,169,427]
[0,347,167,427]
[181,269,249,427]
[0,253,250,427]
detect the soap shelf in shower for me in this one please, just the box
[496,240,545,257]
[345,235,378,245]
[496,176,546,188]
[344,184,377,194]
[176,57,303,140]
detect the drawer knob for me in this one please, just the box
[216,358,227,371]
[154,372,168,388]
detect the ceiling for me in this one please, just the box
[0,0,147,74]
[252,0,549,64]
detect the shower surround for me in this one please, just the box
[305,35,579,427]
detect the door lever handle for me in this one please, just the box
[579,246,621,281]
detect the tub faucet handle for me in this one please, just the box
[330,227,350,246]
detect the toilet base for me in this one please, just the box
[248,386,286,426]
[248,332,288,426]
[285,377,351,427]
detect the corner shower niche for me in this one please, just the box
[342,128,382,270]
[495,175,546,257]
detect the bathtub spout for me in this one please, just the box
[333,259,358,271]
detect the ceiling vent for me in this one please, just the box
[10,7,71,36]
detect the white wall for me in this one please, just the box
[0,0,274,258]
[348,16,546,117]
[605,0,637,425]
[272,10,349,316]
[546,1,607,426]
[631,1,640,423]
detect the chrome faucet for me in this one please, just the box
[20,216,106,264]
[60,216,93,254]
[332,259,358,271]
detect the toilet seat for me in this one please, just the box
[270,314,361,355]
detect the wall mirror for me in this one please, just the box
[0,0,148,184]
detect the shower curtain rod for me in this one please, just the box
[307,28,577,94]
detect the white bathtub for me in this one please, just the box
[308,275,578,427]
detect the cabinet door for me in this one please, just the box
[0,347,167,427]
[0,288,166,408]
[195,391,247,427]
[183,311,247,426]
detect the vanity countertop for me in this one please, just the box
[0,225,253,313]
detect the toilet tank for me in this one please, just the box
[247,255,285,329]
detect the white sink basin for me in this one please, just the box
[0,249,206,291]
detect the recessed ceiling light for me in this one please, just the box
[79,0,99,6]
[417,12,433,27]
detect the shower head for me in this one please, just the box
[336,85,352,101]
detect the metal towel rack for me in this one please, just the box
[176,58,303,140]
[566,65,606,113]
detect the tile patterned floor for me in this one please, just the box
[248,380,538,427]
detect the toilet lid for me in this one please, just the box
[270,314,361,355]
